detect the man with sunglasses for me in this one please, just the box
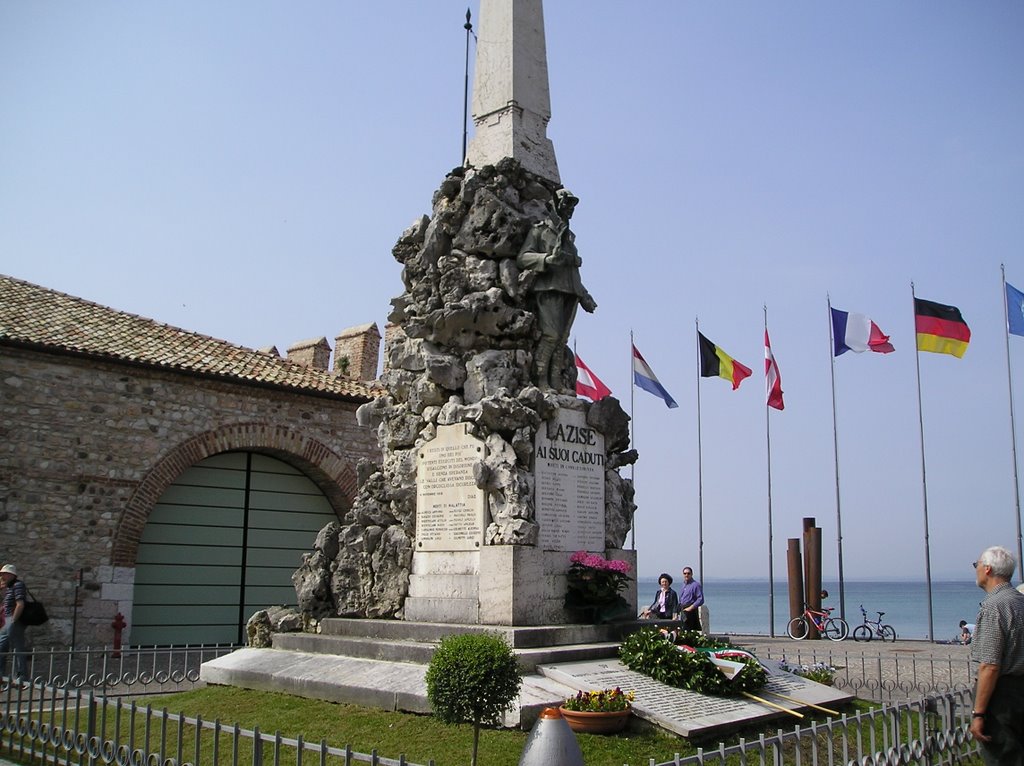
[675,567,704,633]
[968,546,1024,764]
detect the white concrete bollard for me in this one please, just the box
[518,706,585,766]
[699,605,711,634]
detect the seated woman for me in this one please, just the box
[640,573,679,620]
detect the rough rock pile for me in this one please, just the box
[293,159,637,619]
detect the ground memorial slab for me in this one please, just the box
[535,408,605,551]
[537,659,856,739]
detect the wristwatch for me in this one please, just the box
[972,711,986,718]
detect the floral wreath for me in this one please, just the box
[618,629,768,696]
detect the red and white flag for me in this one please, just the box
[764,330,784,410]
[575,353,612,401]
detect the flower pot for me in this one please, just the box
[558,706,631,734]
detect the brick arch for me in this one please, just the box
[112,422,358,567]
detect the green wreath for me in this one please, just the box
[618,629,768,696]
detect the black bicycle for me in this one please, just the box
[852,605,897,642]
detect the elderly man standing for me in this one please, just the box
[0,564,27,682]
[969,546,1024,764]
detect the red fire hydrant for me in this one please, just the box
[111,612,127,658]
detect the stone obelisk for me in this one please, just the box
[292,0,637,627]
[465,0,560,184]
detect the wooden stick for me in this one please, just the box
[762,690,841,717]
[741,691,804,718]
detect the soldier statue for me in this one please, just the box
[516,189,597,390]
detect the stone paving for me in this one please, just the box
[723,634,975,702]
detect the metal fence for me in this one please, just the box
[6,644,982,766]
[23,643,975,704]
[627,689,981,766]
[0,682,435,766]
[15,644,239,696]
[754,646,975,704]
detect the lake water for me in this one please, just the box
[635,577,983,640]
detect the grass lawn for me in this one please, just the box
[128,685,871,766]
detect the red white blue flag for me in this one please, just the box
[632,344,678,408]
[832,308,894,356]
[575,354,612,401]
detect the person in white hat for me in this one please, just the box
[0,564,27,681]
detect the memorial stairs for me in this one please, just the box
[200,618,679,727]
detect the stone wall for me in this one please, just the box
[334,324,381,382]
[0,345,377,647]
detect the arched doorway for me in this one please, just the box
[130,451,338,645]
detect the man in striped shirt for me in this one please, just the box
[0,564,27,682]
[969,546,1024,764]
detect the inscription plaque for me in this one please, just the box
[534,408,605,551]
[415,424,487,551]
[537,659,855,738]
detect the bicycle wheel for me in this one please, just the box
[852,624,872,642]
[879,625,897,642]
[787,617,809,640]
[823,618,849,641]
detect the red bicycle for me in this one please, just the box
[787,602,849,641]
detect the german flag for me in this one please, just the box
[698,332,752,389]
[914,298,970,358]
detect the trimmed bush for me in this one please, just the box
[425,632,522,766]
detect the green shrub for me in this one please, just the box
[425,632,522,766]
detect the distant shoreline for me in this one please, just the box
[636,576,974,584]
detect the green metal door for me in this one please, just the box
[131,451,337,645]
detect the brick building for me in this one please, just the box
[0,274,382,647]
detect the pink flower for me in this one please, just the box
[568,551,632,574]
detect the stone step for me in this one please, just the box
[272,630,623,672]
[273,632,438,664]
[316,617,664,648]
[199,647,581,729]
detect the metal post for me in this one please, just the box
[461,9,473,164]
[911,282,936,642]
[695,319,705,585]
[827,296,847,620]
[1000,264,1024,580]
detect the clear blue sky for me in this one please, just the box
[3,2,1022,583]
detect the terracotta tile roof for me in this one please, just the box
[0,274,377,401]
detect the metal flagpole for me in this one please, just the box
[911,282,936,642]
[630,330,636,550]
[827,295,847,621]
[695,318,705,584]
[461,8,474,164]
[764,306,775,637]
[1001,264,1024,580]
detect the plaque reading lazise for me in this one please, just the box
[535,409,605,551]
[415,424,487,551]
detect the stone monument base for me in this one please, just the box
[200,621,854,734]
[403,546,637,625]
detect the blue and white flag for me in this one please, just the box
[632,344,678,408]
[1007,282,1024,337]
